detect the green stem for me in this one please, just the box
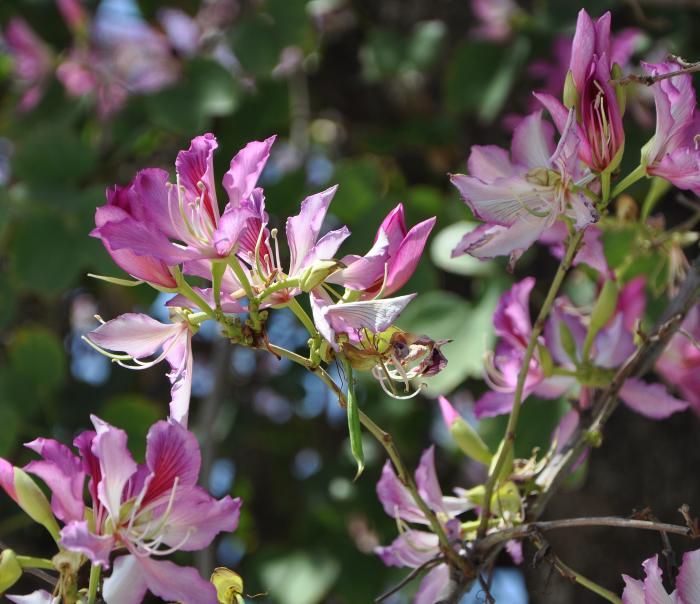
[87,563,101,604]
[211,260,227,313]
[600,170,612,206]
[288,298,319,336]
[173,268,216,320]
[610,164,646,199]
[16,555,54,570]
[640,176,671,221]
[228,256,256,302]
[554,557,621,603]
[258,278,299,302]
[267,343,469,572]
[477,229,585,538]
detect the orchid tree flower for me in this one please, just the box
[450,110,597,266]
[544,278,687,420]
[4,19,53,112]
[656,304,700,416]
[470,0,520,42]
[474,278,571,418]
[375,446,473,604]
[7,590,60,604]
[84,312,195,426]
[94,135,274,277]
[0,417,240,604]
[328,204,435,300]
[536,10,625,174]
[622,549,700,603]
[640,60,700,195]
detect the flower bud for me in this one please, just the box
[489,440,514,485]
[13,468,60,541]
[0,550,22,593]
[298,260,344,292]
[563,70,579,110]
[558,321,579,364]
[211,567,245,604]
[438,397,492,465]
[611,63,626,116]
[584,280,619,356]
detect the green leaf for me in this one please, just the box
[260,551,340,604]
[12,126,97,186]
[2,326,66,416]
[330,158,383,222]
[407,20,447,71]
[99,395,162,462]
[444,42,505,115]
[430,221,495,276]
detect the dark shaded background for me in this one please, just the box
[0,0,699,602]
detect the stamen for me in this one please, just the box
[271,228,283,278]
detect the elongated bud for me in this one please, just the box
[438,397,492,465]
[298,260,344,292]
[489,440,513,485]
[581,280,619,359]
[538,344,554,377]
[611,63,626,116]
[14,468,60,541]
[563,70,579,110]
[559,321,579,364]
[0,550,22,593]
[589,280,619,336]
[211,568,245,604]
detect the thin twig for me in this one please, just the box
[475,516,692,553]
[614,57,700,86]
[374,556,443,603]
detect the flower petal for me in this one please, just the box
[286,185,338,276]
[60,520,114,567]
[415,563,450,604]
[138,556,218,604]
[511,111,555,169]
[0,458,18,504]
[175,133,219,224]
[165,331,193,427]
[24,438,84,523]
[376,460,426,525]
[7,590,58,604]
[384,217,436,297]
[324,294,416,336]
[676,548,700,604]
[641,555,675,604]
[375,529,440,568]
[102,555,149,604]
[86,313,184,359]
[415,446,444,513]
[619,378,688,420]
[570,9,595,92]
[467,145,515,182]
[91,416,137,521]
[161,489,242,550]
[223,136,276,207]
[621,575,645,604]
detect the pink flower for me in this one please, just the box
[0,417,240,604]
[328,204,435,299]
[536,10,624,172]
[56,5,178,118]
[474,278,570,418]
[55,417,238,604]
[84,313,194,426]
[4,19,53,111]
[470,0,520,42]
[641,60,700,195]
[656,305,700,416]
[450,110,597,265]
[622,549,700,603]
[375,447,472,604]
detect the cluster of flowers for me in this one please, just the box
[3,0,238,117]
[373,9,700,603]
[0,417,240,603]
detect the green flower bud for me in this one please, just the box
[489,440,514,486]
[0,550,22,593]
[450,419,493,465]
[559,321,579,364]
[583,279,619,357]
[563,70,579,110]
[14,468,60,541]
[298,260,344,292]
[611,63,626,116]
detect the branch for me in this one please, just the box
[374,556,443,603]
[613,55,700,86]
[529,255,700,520]
[477,230,584,537]
[475,516,692,552]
